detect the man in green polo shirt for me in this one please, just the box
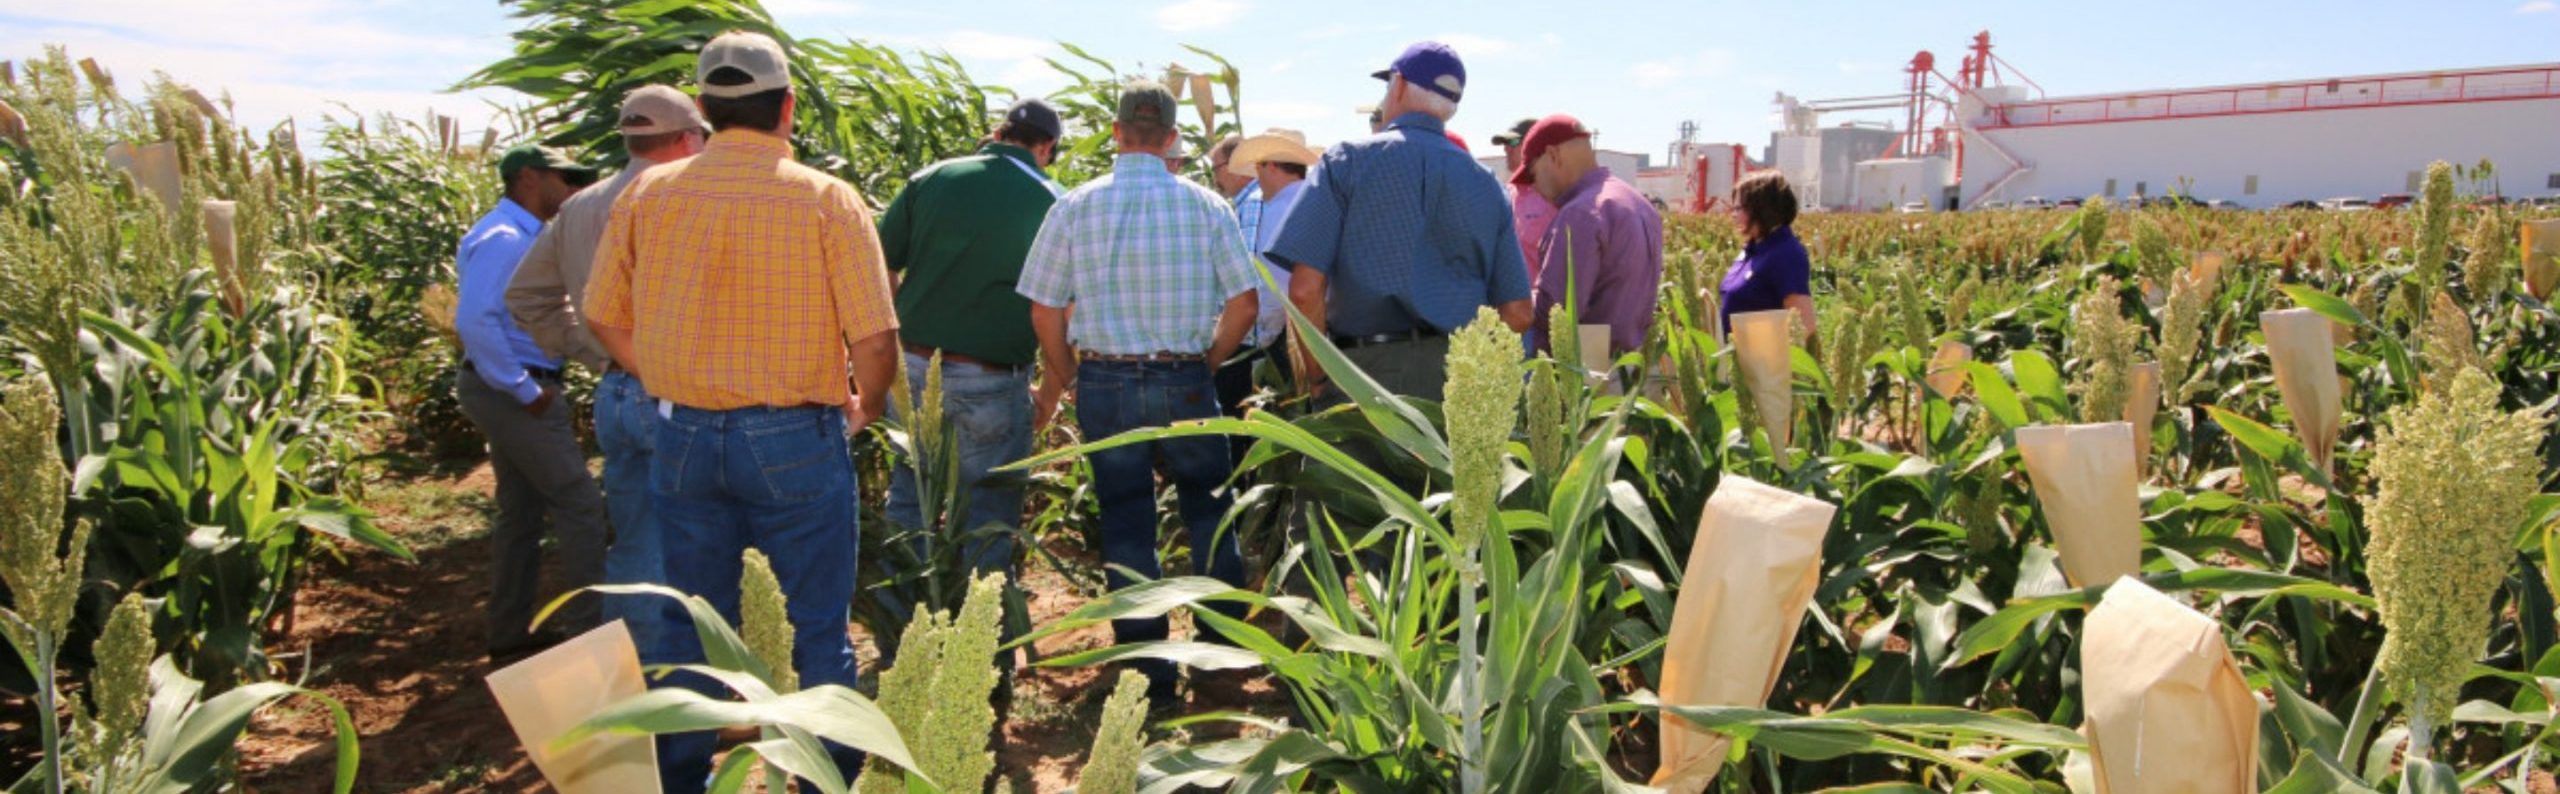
[877,97,1064,594]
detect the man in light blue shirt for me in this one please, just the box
[452,143,607,663]
[1215,127,1318,451]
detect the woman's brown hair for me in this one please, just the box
[1733,171,1798,239]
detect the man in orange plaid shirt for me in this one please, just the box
[583,30,899,793]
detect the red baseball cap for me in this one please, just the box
[1509,113,1593,185]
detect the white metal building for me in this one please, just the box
[1958,64,2560,208]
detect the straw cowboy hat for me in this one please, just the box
[1227,128,1321,177]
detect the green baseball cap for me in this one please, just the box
[497,144,596,183]
[1117,79,1178,128]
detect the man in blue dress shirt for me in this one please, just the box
[452,144,606,664]
[1266,41,1533,402]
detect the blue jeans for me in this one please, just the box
[645,404,862,794]
[1077,360,1248,691]
[594,371,679,665]
[884,351,1035,576]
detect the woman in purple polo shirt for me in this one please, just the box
[1717,171,1817,338]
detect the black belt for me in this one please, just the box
[1330,328,1445,350]
[1079,351,1205,363]
[465,360,562,381]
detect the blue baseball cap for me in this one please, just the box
[1370,41,1465,102]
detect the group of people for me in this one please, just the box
[449,30,1813,791]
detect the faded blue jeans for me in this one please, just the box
[594,371,679,665]
[884,351,1035,577]
[1077,360,1248,692]
[645,404,862,794]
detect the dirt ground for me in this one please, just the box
[234,461,1286,793]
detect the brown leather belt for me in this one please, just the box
[904,343,1026,372]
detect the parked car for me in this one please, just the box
[1898,201,1931,214]
[2015,196,2055,210]
[2205,199,2247,210]
[2279,199,2322,211]
[2144,195,2206,210]
[2057,197,2085,209]
[2373,193,2414,210]
[2319,197,2373,212]
[1977,199,2010,211]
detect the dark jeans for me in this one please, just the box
[594,371,680,666]
[453,368,604,650]
[884,351,1035,576]
[644,404,863,794]
[1077,360,1248,691]
[1336,335,1451,403]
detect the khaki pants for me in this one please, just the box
[454,368,606,651]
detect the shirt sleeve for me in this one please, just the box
[454,226,542,404]
[505,221,578,362]
[1773,239,1813,298]
[584,200,639,331]
[1206,201,1258,301]
[1014,198,1077,308]
[1264,155,1344,275]
[1487,189,1533,306]
[825,185,900,346]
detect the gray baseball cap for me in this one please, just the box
[1117,80,1177,128]
[697,31,791,99]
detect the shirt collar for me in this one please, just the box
[1386,112,1446,135]
[1746,224,1797,255]
[1232,178,1259,203]
[982,142,1046,174]
[1113,152,1171,177]
[493,197,543,235]
[1557,167,1613,206]
[708,128,794,158]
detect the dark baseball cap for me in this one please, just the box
[1005,97,1063,141]
[1509,113,1593,185]
[497,144,596,182]
[1370,41,1466,102]
[1117,80,1177,128]
[1489,117,1537,147]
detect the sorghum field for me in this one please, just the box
[6,2,2560,792]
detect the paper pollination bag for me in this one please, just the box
[2259,308,2343,478]
[1190,74,1218,130]
[2525,219,2560,301]
[1578,323,1619,395]
[202,200,245,316]
[2015,423,2142,588]
[108,141,184,215]
[2081,576,2259,794]
[2188,251,2229,288]
[1652,476,1837,794]
[1925,341,1972,399]
[485,621,660,794]
[2125,362,2160,476]
[1728,309,1796,459]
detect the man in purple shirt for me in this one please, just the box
[1513,113,1664,355]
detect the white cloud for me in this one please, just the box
[2519,1,2557,13]
[764,0,867,19]
[1432,33,1514,59]
[897,29,1053,62]
[1630,49,1738,88]
[1156,0,1249,32]
[1301,22,1398,41]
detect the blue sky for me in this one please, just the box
[4,0,2555,164]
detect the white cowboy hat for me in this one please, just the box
[1228,128,1321,177]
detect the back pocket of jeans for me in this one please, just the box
[744,420,845,503]
[650,421,694,497]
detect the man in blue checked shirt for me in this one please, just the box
[452,144,607,664]
[1018,80,1259,704]
[1266,41,1534,402]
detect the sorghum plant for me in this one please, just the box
[741,549,798,694]
[2364,368,2544,758]
[1078,670,1151,794]
[2071,276,2138,423]
[860,571,1006,794]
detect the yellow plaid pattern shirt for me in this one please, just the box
[585,130,899,410]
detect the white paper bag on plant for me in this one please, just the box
[1652,476,1836,794]
[2125,361,2160,477]
[2525,219,2560,301]
[1926,341,1971,399]
[202,200,245,316]
[1579,322,1618,395]
[1728,309,1795,458]
[1190,74,1217,130]
[2016,423,2142,587]
[2260,308,2342,478]
[2082,576,2259,794]
[486,621,660,794]
[112,141,183,215]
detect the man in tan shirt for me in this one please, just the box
[502,85,705,670]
